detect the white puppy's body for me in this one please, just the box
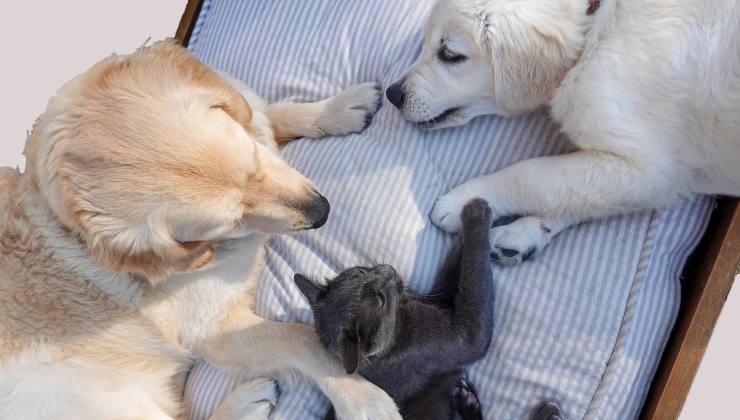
[0,42,398,420]
[390,0,740,264]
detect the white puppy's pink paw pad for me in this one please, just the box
[489,216,553,266]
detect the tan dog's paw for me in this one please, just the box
[210,377,278,420]
[316,83,382,136]
[324,375,401,420]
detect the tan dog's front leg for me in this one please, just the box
[198,303,400,420]
[208,378,278,420]
[266,83,382,144]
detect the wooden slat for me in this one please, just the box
[175,0,204,46]
[642,198,740,420]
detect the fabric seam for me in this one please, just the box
[583,209,659,419]
[186,0,212,50]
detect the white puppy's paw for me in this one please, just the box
[325,376,401,420]
[431,192,476,233]
[210,378,278,420]
[489,216,552,266]
[317,82,382,136]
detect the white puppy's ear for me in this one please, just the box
[485,11,585,114]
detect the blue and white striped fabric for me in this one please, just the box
[182,1,714,419]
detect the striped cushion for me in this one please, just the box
[182,1,714,419]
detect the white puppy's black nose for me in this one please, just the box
[385,82,406,109]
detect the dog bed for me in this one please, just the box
[181,1,714,419]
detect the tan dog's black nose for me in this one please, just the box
[305,190,330,229]
[386,82,406,108]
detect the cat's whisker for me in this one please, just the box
[236,219,247,233]
[420,289,455,298]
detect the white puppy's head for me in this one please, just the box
[387,0,590,128]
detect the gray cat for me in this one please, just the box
[294,198,494,419]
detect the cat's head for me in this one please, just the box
[294,264,403,374]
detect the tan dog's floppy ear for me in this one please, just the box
[151,40,253,127]
[57,155,215,282]
[160,240,215,273]
[92,238,215,281]
[212,91,253,128]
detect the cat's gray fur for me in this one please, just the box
[295,198,494,419]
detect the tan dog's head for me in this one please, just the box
[386,0,589,128]
[25,41,329,280]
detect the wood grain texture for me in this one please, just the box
[175,0,203,46]
[642,199,739,420]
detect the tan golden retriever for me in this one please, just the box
[0,41,400,420]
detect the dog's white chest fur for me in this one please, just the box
[140,236,268,348]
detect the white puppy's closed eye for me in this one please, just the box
[437,43,468,65]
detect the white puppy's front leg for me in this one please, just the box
[431,150,684,261]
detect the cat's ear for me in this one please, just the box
[294,273,325,305]
[342,331,360,374]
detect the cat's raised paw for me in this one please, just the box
[460,198,492,226]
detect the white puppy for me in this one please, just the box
[386,0,740,264]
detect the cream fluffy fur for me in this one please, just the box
[393,0,740,264]
[0,41,399,420]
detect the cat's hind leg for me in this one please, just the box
[451,377,483,420]
[532,401,563,420]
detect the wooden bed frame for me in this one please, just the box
[174,1,740,418]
